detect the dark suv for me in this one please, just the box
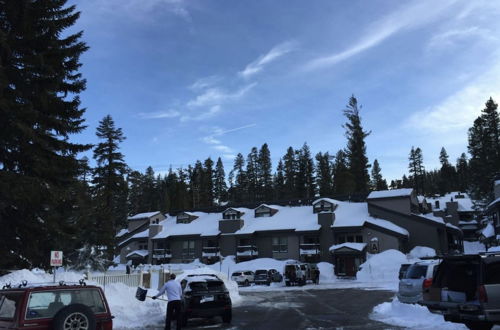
[0,281,113,330]
[419,253,500,330]
[180,274,232,326]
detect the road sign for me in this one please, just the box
[50,251,63,267]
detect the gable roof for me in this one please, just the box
[367,188,413,199]
[312,197,338,205]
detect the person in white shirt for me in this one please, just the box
[153,273,183,330]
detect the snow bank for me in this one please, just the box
[105,283,165,329]
[371,297,466,329]
[464,241,486,254]
[356,250,407,283]
[317,262,335,283]
[407,246,436,259]
[0,269,83,287]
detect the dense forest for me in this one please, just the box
[1,1,499,269]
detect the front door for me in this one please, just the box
[344,257,356,277]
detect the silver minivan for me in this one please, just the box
[397,260,440,304]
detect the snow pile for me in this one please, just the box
[0,269,83,287]
[105,283,165,329]
[317,262,335,283]
[371,298,466,329]
[464,241,486,254]
[482,223,495,238]
[407,246,436,259]
[356,250,407,283]
[488,246,500,252]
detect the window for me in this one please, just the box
[182,240,195,259]
[223,210,240,220]
[303,236,319,244]
[314,201,333,213]
[0,292,23,320]
[204,239,217,248]
[138,240,148,250]
[177,214,190,224]
[238,238,251,246]
[272,237,288,253]
[337,233,362,244]
[26,289,105,319]
[255,207,271,218]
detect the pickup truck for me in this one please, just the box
[419,253,500,330]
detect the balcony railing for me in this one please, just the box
[236,245,258,256]
[202,247,220,258]
[299,243,320,255]
[152,249,172,259]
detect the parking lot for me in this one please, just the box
[145,288,399,329]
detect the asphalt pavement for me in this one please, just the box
[179,288,401,329]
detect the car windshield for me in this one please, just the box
[0,292,23,320]
[255,270,267,275]
[189,281,225,292]
[405,265,428,279]
[232,272,241,276]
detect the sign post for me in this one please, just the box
[50,251,63,283]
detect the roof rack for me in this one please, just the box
[1,279,87,290]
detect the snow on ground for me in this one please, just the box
[371,297,466,329]
[408,246,436,259]
[464,241,486,254]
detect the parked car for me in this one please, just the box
[284,262,307,286]
[398,263,412,280]
[230,270,254,286]
[180,274,232,326]
[419,253,500,330]
[253,269,283,285]
[397,260,440,304]
[0,281,113,330]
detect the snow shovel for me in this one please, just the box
[135,287,168,302]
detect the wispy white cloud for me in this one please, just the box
[239,41,297,78]
[427,26,496,51]
[302,0,457,71]
[406,60,500,133]
[180,105,221,122]
[187,83,257,108]
[138,109,181,119]
[201,124,256,159]
[189,75,222,91]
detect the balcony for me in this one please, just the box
[236,245,258,257]
[202,247,220,258]
[299,243,320,255]
[152,249,172,259]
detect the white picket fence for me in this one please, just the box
[86,268,184,291]
[87,272,142,288]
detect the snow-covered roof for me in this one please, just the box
[331,201,409,237]
[482,223,495,238]
[417,213,445,224]
[223,207,247,214]
[126,249,148,258]
[116,228,129,238]
[119,228,149,246]
[154,211,224,239]
[234,205,320,235]
[424,192,474,212]
[367,188,413,199]
[312,198,338,205]
[329,242,367,252]
[255,204,278,210]
[128,211,161,220]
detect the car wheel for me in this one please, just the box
[465,322,493,330]
[53,304,96,330]
[222,310,232,323]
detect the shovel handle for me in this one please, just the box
[147,295,168,301]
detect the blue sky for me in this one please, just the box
[71,0,500,180]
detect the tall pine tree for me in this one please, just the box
[214,157,227,204]
[0,0,90,267]
[92,115,128,256]
[342,95,371,193]
[371,159,388,190]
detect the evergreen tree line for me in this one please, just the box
[390,97,500,203]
